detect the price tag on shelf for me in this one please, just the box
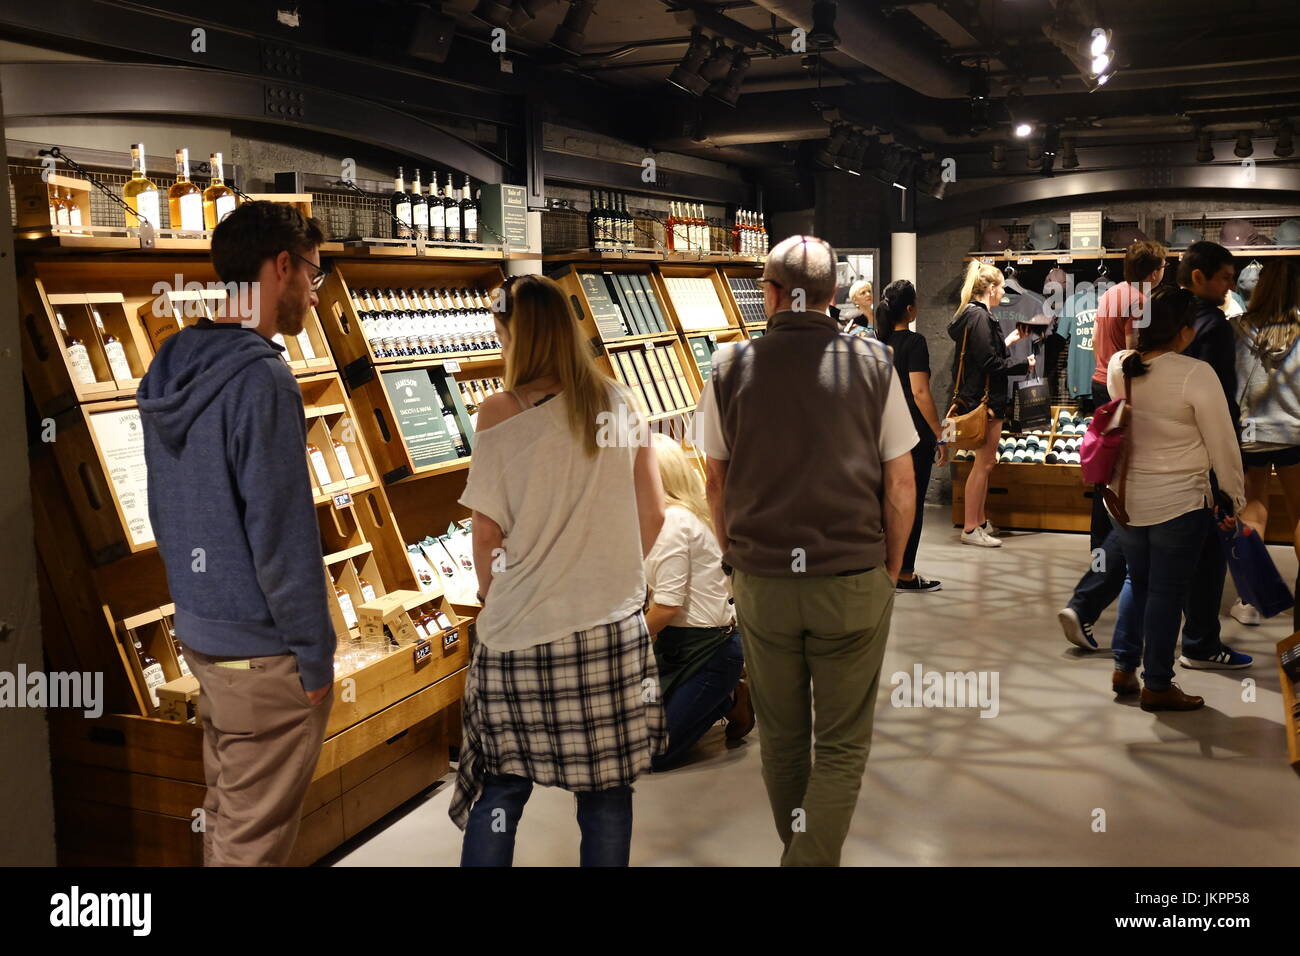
[645,340,656,350]
[413,640,432,665]
[708,333,718,342]
[1056,255,1073,264]
[980,256,996,264]
[1017,257,1033,265]
[445,360,462,373]
[332,491,353,510]
[443,628,459,649]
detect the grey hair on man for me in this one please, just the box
[764,234,838,309]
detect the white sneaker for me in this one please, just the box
[1229,600,1262,626]
[981,520,1000,537]
[962,527,1002,548]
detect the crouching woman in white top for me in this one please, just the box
[645,434,754,770]
[1106,286,1246,713]
[450,274,667,867]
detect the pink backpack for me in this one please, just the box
[1080,372,1133,525]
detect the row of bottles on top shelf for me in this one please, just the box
[349,287,502,358]
[390,168,479,243]
[588,190,636,251]
[667,202,712,253]
[733,209,768,256]
[122,143,238,235]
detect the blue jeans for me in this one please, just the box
[460,774,633,867]
[1067,528,1128,625]
[1112,509,1210,691]
[1179,509,1228,659]
[652,631,744,771]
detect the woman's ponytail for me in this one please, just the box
[954,260,1001,319]
[875,279,917,345]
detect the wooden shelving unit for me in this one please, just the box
[21,246,477,866]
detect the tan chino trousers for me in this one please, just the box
[184,647,332,866]
[731,566,894,867]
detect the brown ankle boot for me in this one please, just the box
[1112,669,1140,697]
[724,679,755,741]
[1140,682,1204,712]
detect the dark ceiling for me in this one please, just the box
[437,0,1300,167]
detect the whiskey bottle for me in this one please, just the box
[134,637,166,709]
[123,143,160,236]
[461,175,479,244]
[333,580,359,630]
[444,172,461,242]
[622,195,635,248]
[410,170,428,239]
[63,190,83,231]
[588,190,601,249]
[168,148,205,234]
[94,309,134,382]
[441,401,469,457]
[391,167,412,239]
[165,618,191,678]
[357,575,378,604]
[429,175,446,242]
[202,152,238,229]
[331,435,357,479]
[307,441,334,487]
[59,310,98,386]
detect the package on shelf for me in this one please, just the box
[407,542,445,594]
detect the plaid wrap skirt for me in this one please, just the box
[449,609,667,830]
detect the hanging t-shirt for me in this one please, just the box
[1056,287,1100,399]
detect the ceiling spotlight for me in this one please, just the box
[551,0,598,52]
[1089,27,1111,57]
[473,0,514,28]
[816,125,852,169]
[1091,51,1111,74]
[1196,129,1214,163]
[1234,130,1254,158]
[810,1,839,50]
[1095,70,1112,86]
[667,30,713,97]
[1276,121,1295,158]
[1061,136,1079,169]
[991,143,1006,170]
[698,37,737,84]
[1015,122,1033,138]
[708,48,751,107]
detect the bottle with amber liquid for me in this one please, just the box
[202,152,238,229]
[168,148,204,234]
[122,143,160,236]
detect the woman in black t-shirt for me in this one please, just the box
[875,280,947,592]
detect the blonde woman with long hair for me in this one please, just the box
[947,260,1032,546]
[645,433,752,770]
[1233,259,1300,630]
[450,274,667,867]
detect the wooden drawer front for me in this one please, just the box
[55,799,202,867]
[316,668,465,778]
[50,713,204,783]
[342,733,449,840]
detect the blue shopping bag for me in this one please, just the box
[1218,521,1295,619]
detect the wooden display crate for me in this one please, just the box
[604,337,699,422]
[718,264,766,332]
[681,328,747,395]
[551,261,676,348]
[950,458,1094,533]
[358,588,463,651]
[315,259,506,379]
[346,360,475,483]
[655,263,742,335]
[300,372,379,503]
[19,279,156,414]
[13,173,92,230]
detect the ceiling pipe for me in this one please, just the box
[749,0,969,99]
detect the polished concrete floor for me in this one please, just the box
[333,506,1300,867]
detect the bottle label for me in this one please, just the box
[447,207,460,233]
[67,343,97,386]
[337,591,358,629]
[395,200,412,227]
[333,443,356,479]
[178,192,203,232]
[55,203,71,226]
[360,584,377,603]
[69,203,83,229]
[309,448,333,486]
[133,190,160,229]
[465,208,478,239]
[214,194,237,224]
[430,204,446,231]
[176,652,191,678]
[105,341,133,382]
[143,663,165,707]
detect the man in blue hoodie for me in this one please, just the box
[138,201,335,865]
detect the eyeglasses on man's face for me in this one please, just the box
[287,249,328,291]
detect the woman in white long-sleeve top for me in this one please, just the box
[1106,286,1246,712]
